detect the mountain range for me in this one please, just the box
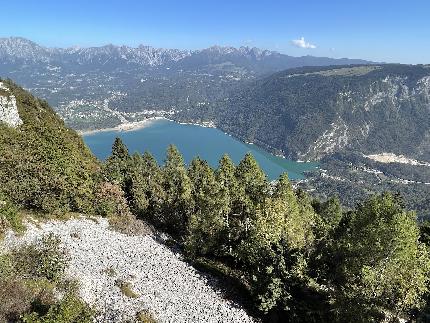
[0,37,373,72]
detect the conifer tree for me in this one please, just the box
[125,151,166,222]
[126,152,148,214]
[216,154,239,254]
[235,153,268,206]
[276,175,317,250]
[162,145,192,237]
[140,151,165,223]
[332,193,430,321]
[231,153,268,249]
[186,158,225,256]
[111,137,129,160]
[103,137,130,186]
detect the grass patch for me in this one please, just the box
[115,279,139,298]
[0,235,95,322]
[103,266,117,277]
[137,309,157,323]
[0,197,25,237]
[109,215,151,236]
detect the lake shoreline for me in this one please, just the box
[77,117,167,136]
[78,117,219,136]
[82,119,318,180]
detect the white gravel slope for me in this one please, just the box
[3,218,255,323]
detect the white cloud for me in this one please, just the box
[291,37,316,49]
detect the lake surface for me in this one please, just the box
[83,119,318,180]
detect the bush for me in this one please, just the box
[0,278,35,322]
[95,182,131,218]
[0,193,24,235]
[13,233,68,282]
[21,293,95,323]
[137,310,157,323]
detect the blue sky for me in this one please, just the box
[1,0,429,64]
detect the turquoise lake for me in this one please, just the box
[83,119,318,180]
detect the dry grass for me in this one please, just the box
[136,310,157,323]
[115,280,139,298]
[103,266,117,277]
[108,215,152,236]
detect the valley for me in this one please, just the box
[0,54,430,322]
[1,37,429,218]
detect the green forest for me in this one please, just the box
[1,80,430,322]
[98,138,430,322]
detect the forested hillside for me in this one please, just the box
[0,79,99,213]
[175,64,430,218]
[101,138,430,322]
[177,64,430,161]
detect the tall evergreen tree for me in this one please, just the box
[230,153,269,249]
[111,137,129,160]
[276,175,317,250]
[235,153,268,206]
[125,151,166,223]
[103,137,130,186]
[186,158,225,256]
[216,154,239,254]
[162,145,192,237]
[140,151,166,223]
[236,173,321,317]
[331,193,430,321]
[126,152,148,214]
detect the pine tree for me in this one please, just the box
[126,152,148,214]
[230,153,268,249]
[141,151,165,223]
[216,154,238,254]
[103,137,130,186]
[186,158,225,256]
[235,153,268,205]
[276,174,317,250]
[162,145,192,237]
[332,193,430,321]
[111,137,129,160]
[125,151,166,223]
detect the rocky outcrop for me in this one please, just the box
[0,82,22,127]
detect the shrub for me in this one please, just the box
[0,278,34,321]
[115,279,139,298]
[137,310,157,323]
[95,182,131,217]
[0,193,24,235]
[13,233,68,282]
[21,293,95,323]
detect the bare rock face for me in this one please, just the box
[0,82,23,128]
